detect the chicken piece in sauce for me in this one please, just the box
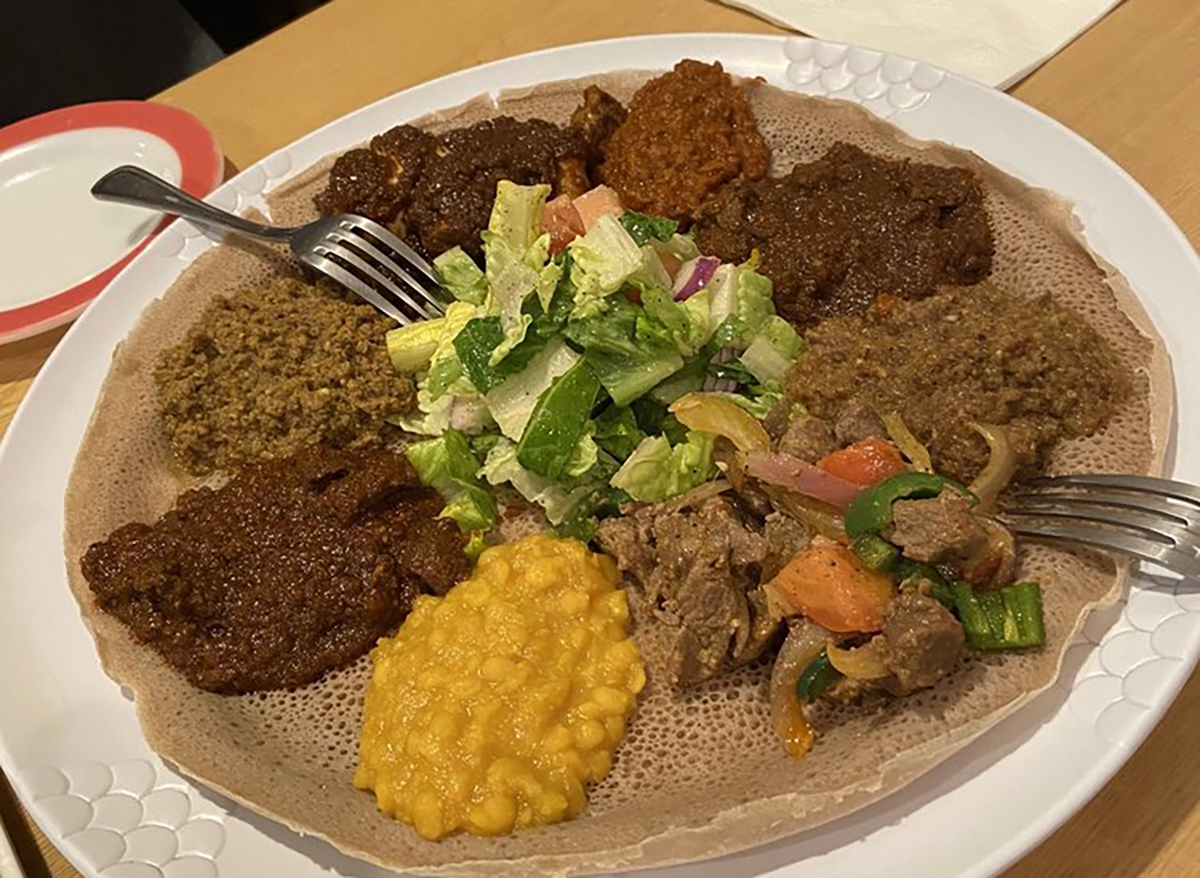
[316,117,592,260]
[314,125,436,233]
[569,85,627,172]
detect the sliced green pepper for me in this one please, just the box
[844,472,947,538]
[851,533,901,573]
[1001,582,1046,647]
[952,581,1045,649]
[896,559,957,610]
[844,472,978,538]
[796,650,842,703]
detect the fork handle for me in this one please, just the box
[91,166,293,242]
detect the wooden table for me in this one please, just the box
[2,0,1199,874]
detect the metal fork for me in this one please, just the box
[91,165,445,325]
[1002,474,1200,576]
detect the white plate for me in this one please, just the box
[0,128,180,310]
[0,101,222,345]
[2,34,1198,878]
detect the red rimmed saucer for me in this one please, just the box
[0,101,223,344]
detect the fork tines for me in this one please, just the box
[1002,474,1200,576]
[314,216,446,324]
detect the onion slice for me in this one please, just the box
[743,450,863,510]
[769,620,829,759]
[670,392,771,453]
[882,411,933,474]
[965,518,1017,588]
[762,486,847,542]
[968,422,1017,512]
[826,639,890,680]
[672,256,720,301]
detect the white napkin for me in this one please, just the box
[717,0,1124,88]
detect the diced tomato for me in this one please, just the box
[572,184,624,230]
[541,194,586,255]
[817,437,907,487]
[770,542,895,633]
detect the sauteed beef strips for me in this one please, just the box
[888,491,991,568]
[874,592,964,695]
[776,413,839,463]
[81,446,469,694]
[692,143,994,327]
[597,488,794,688]
[317,117,591,260]
[598,60,770,221]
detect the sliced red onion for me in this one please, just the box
[702,377,739,392]
[743,450,864,510]
[703,345,740,391]
[672,256,720,301]
[712,345,737,364]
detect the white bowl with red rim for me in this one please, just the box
[0,100,223,344]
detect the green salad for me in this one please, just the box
[387,181,803,544]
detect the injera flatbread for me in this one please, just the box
[63,70,1172,876]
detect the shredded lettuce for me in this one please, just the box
[647,358,706,405]
[480,181,553,366]
[592,405,645,462]
[425,302,478,399]
[640,285,708,357]
[567,213,645,318]
[487,180,550,255]
[740,315,802,384]
[704,265,776,350]
[707,388,782,421]
[630,397,689,445]
[485,337,581,440]
[405,430,497,532]
[464,534,488,561]
[515,360,600,480]
[454,265,574,395]
[565,430,600,478]
[386,181,800,538]
[627,245,673,294]
[556,484,628,542]
[736,267,775,341]
[536,259,563,312]
[679,288,714,348]
[433,246,488,305]
[385,301,475,375]
[480,439,598,525]
[453,317,507,393]
[619,210,679,245]
[483,250,537,366]
[386,320,444,374]
[650,232,700,264]
[609,431,717,502]
[564,298,684,406]
[391,390,492,437]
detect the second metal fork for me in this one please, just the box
[92,165,446,325]
[1003,474,1200,577]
